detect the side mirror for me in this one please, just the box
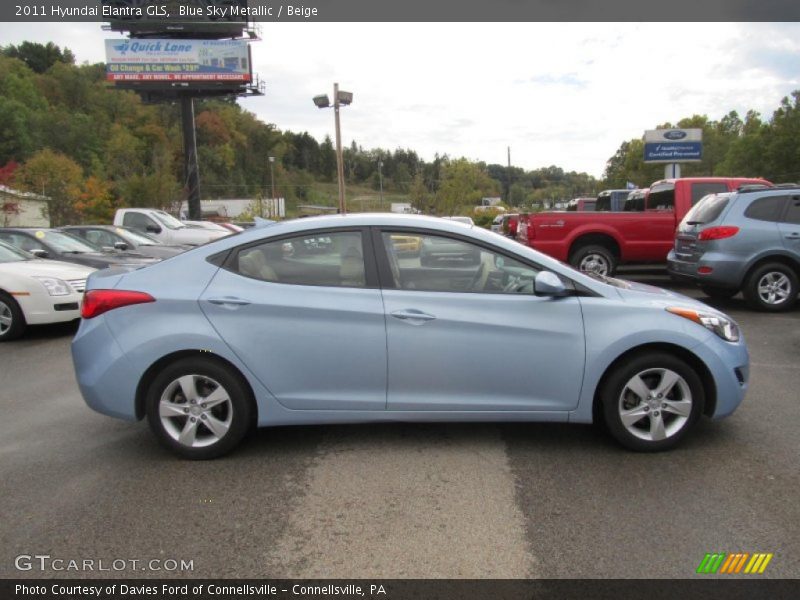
[145,224,162,234]
[535,271,568,297]
[30,249,48,259]
[114,242,129,251]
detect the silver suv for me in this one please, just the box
[667,185,800,311]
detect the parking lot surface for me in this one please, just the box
[1,272,798,579]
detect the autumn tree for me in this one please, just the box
[15,149,84,226]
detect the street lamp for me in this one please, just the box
[313,83,352,214]
[268,156,276,203]
[377,159,384,205]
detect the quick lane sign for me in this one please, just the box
[643,128,703,163]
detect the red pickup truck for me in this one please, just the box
[516,177,770,275]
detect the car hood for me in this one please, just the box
[172,229,228,244]
[0,259,95,279]
[610,277,726,314]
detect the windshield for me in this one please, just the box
[118,227,159,245]
[40,231,101,253]
[681,193,731,226]
[0,241,30,262]
[153,210,186,230]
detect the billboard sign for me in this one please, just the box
[643,128,703,163]
[105,39,251,83]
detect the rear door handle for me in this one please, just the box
[785,233,800,239]
[391,309,436,323]
[207,296,252,307]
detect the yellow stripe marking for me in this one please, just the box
[758,554,773,574]
[750,554,766,573]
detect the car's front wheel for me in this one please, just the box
[145,357,254,459]
[0,291,26,342]
[601,352,704,452]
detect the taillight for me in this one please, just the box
[698,226,739,241]
[81,289,155,319]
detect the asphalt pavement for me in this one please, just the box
[1,274,798,579]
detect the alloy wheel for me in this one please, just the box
[0,300,12,336]
[757,271,791,305]
[617,368,692,442]
[159,374,233,448]
[579,253,610,276]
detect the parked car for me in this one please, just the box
[0,228,158,270]
[501,213,520,238]
[566,197,597,212]
[596,189,634,212]
[390,234,422,256]
[183,220,237,234]
[0,240,94,341]
[623,188,649,212]
[60,225,191,260]
[114,208,230,246]
[517,177,770,276]
[73,214,748,458]
[667,185,800,311]
[490,214,505,234]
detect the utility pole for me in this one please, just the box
[333,83,346,214]
[507,146,512,205]
[378,159,384,205]
[181,94,201,220]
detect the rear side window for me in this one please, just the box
[783,196,800,224]
[744,196,786,223]
[647,184,675,211]
[232,231,366,288]
[691,183,728,205]
[596,194,611,211]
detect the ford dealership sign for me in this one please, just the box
[643,128,702,163]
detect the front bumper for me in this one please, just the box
[691,331,749,419]
[16,290,83,325]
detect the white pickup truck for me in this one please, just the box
[113,209,230,246]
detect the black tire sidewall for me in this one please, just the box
[145,357,254,459]
[571,245,616,276]
[743,263,798,312]
[0,291,26,342]
[602,352,705,452]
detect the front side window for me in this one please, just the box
[233,231,366,288]
[382,232,540,294]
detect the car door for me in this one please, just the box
[199,228,388,411]
[376,229,586,412]
[779,194,800,255]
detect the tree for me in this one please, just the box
[75,176,115,223]
[434,158,500,215]
[15,149,84,226]
[0,42,74,74]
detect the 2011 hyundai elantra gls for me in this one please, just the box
[72,214,748,459]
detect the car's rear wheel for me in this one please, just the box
[700,285,738,300]
[602,352,704,452]
[743,263,798,312]
[145,357,254,459]
[0,292,26,342]
[570,245,616,277]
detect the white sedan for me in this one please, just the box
[0,241,95,341]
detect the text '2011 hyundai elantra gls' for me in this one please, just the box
[72,214,748,459]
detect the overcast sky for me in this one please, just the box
[1,22,799,177]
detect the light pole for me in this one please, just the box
[378,159,384,205]
[268,155,276,199]
[313,83,353,214]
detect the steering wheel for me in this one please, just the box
[468,261,488,291]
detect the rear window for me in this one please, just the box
[596,193,611,212]
[624,192,645,212]
[691,182,729,205]
[744,196,786,222]
[682,194,730,225]
[647,184,675,211]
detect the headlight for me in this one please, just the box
[666,307,740,342]
[33,276,71,297]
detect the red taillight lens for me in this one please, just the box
[698,226,739,241]
[81,289,155,319]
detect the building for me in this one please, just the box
[0,186,50,227]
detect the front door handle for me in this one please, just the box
[785,233,800,239]
[391,309,436,323]
[207,296,252,307]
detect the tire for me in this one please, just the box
[700,286,738,300]
[601,352,704,452]
[0,291,26,342]
[145,357,254,459]
[570,245,616,277]
[742,263,798,312]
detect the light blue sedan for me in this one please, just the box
[72,214,749,459]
